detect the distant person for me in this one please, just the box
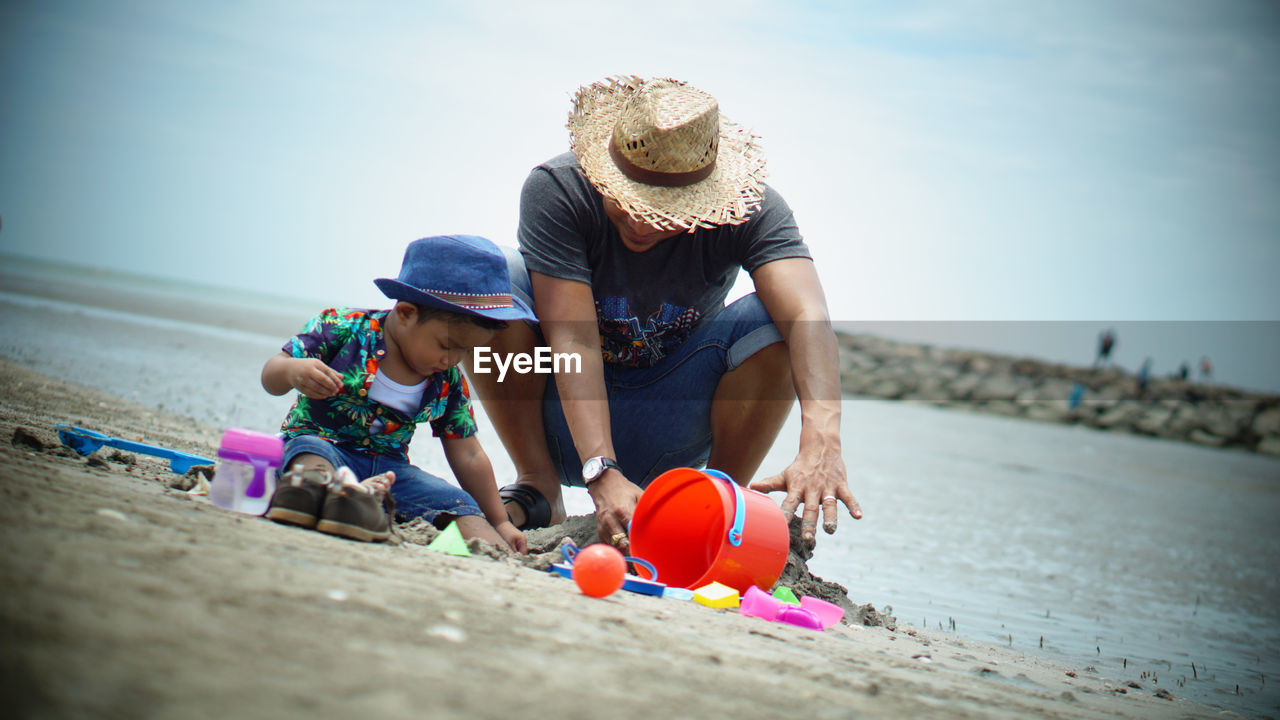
[259,235,533,552]
[466,75,859,551]
[1200,356,1213,381]
[1068,383,1086,411]
[1138,357,1152,395]
[1096,328,1116,367]
[1178,362,1189,381]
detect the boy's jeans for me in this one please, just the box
[281,435,483,527]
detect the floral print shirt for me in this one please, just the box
[279,308,476,459]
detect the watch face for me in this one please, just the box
[583,457,603,479]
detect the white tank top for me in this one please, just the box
[368,369,428,434]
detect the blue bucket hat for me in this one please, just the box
[374,235,535,323]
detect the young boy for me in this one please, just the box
[260,235,533,552]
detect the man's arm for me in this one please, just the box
[529,270,643,551]
[747,257,862,547]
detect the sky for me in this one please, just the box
[2,0,1279,383]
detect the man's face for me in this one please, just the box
[601,196,684,253]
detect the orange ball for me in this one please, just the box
[573,543,627,598]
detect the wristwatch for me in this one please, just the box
[581,456,620,485]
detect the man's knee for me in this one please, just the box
[737,340,790,377]
[716,340,794,403]
[489,317,539,353]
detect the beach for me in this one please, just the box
[0,357,1222,719]
[2,259,1278,718]
[5,1,1280,715]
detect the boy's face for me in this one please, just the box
[394,311,495,378]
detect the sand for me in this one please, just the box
[0,357,1223,719]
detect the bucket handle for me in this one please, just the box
[560,540,659,581]
[702,468,745,548]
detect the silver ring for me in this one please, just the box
[822,495,837,502]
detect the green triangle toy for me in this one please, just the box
[772,586,801,605]
[427,521,471,557]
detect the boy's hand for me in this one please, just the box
[290,358,343,399]
[495,521,527,554]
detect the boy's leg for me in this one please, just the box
[359,471,394,495]
[287,453,334,473]
[283,440,391,493]
[378,461,515,551]
[461,247,566,527]
[271,437,349,528]
[282,435,339,476]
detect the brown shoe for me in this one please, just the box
[315,483,392,542]
[265,467,332,528]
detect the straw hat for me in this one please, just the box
[568,75,768,231]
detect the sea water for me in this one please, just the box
[1,279,1277,717]
[797,399,1279,716]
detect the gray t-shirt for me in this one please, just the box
[518,152,811,368]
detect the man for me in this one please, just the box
[1097,329,1116,367]
[467,75,859,551]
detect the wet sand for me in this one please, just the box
[0,357,1220,719]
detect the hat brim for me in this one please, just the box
[374,278,536,323]
[568,76,768,231]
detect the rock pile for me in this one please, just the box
[836,332,1280,456]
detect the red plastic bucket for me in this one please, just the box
[630,467,789,593]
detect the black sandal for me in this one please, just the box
[499,483,552,530]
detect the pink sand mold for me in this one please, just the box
[800,595,845,629]
[738,585,841,631]
[775,605,824,630]
[739,585,782,621]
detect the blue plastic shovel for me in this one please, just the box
[56,424,214,474]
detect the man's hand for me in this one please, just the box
[747,257,858,549]
[751,446,861,549]
[588,470,644,555]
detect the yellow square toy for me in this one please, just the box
[692,582,740,609]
